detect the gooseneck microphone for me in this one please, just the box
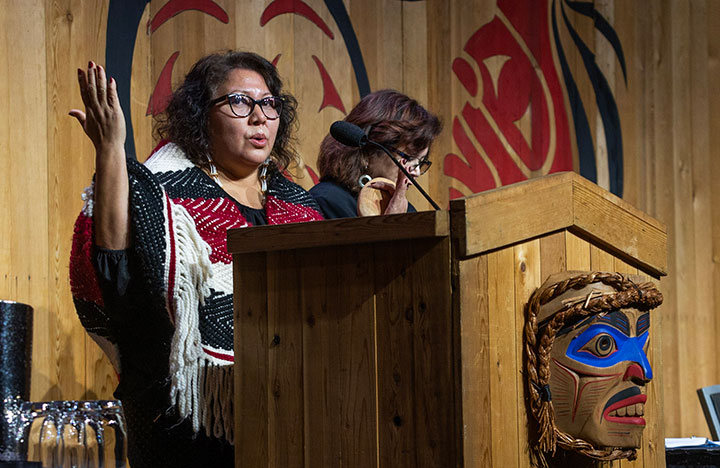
[329,121,441,211]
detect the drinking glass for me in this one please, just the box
[12,400,127,468]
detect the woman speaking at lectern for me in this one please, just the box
[68,52,323,467]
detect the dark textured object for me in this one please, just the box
[0,301,33,461]
[666,445,720,467]
[0,301,33,401]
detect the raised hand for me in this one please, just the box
[69,61,130,249]
[69,61,126,152]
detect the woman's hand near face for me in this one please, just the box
[368,170,411,215]
[69,62,130,249]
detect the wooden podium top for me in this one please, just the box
[227,209,449,255]
[227,172,666,276]
[450,172,667,276]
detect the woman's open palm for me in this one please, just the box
[69,62,126,152]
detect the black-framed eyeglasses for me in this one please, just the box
[397,150,432,175]
[210,93,283,120]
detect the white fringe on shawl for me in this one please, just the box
[166,199,235,444]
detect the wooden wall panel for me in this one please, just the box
[513,240,540,468]
[670,1,699,441]
[291,0,350,186]
[401,0,431,212]
[687,0,717,440]
[614,0,720,438]
[0,0,51,400]
[487,247,519,467]
[594,0,615,191]
[540,231,567,279]
[590,244,614,273]
[234,252,269,466]
[613,0,647,211]
[266,249,305,467]
[376,238,456,467]
[298,249,334,468]
[710,3,720,442]
[0,0,718,456]
[566,232,591,271]
[333,245,377,468]
[46,0,116,402]
[649,0,682,440]
[0,0,116,403]
[457,253,492,468]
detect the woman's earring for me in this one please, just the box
[259,157,270,202]
[358,159,371,187]
[207,156,222,187]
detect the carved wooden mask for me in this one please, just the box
[525,271,662,460]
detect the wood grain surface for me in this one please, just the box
[0,0,717,461]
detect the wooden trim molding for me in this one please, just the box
[449,172,667,276]
[227,210,450,254]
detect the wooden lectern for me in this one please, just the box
[228,172,667,468]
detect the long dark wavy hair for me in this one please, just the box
[317,89,442,194]
[154,51,299,171]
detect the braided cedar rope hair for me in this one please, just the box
[523,272,663,465]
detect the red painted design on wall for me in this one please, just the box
[261,0,335,39]
[452,57,478,98]
[148,0,229,33]
[147,51,180,116]
[311,55,346,113]
[258,2,346,119]
[445,118,498,193]
[444,0,573,199]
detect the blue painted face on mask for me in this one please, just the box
[565,316,652,380]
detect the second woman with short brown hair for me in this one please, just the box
[310,89,442,218]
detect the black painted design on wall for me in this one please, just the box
[106,0,150,160]
[552,0,627,197]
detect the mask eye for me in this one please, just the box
[579,333,617,358]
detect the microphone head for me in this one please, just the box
[330,121,367,148]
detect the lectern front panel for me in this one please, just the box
[233,236,456,468]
